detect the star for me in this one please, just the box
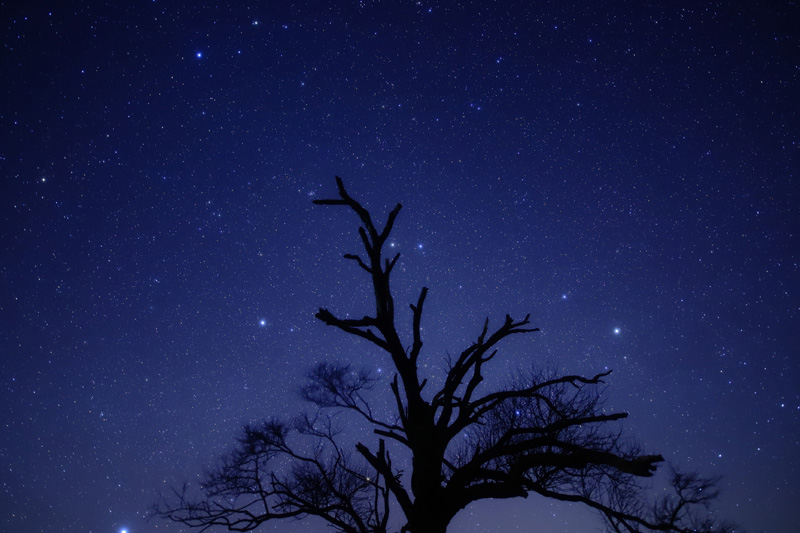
[259,319,267,327]
[613,328,621,335]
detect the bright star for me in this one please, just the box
[613,328,621,335]
[259,319,266,327]
[195,51,203,58]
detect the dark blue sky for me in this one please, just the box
[2,1,798,532]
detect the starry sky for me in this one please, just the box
[2,1,798,532]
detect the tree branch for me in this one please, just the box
[465,370,613,428]
[315,309,389,351]
[408,287,428,364]
[356,440,413,519]
[432,315,539,432]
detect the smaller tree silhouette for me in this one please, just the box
[155,177,736,533]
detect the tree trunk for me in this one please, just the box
[404,509,451,533]
[405,450,460,533]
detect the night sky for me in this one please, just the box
[2,1,798,532]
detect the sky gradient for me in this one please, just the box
[2,1,798,532]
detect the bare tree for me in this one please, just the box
[155,177,735,533]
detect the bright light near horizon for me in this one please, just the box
[121,529,128,533]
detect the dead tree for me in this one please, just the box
[156,177,735,533]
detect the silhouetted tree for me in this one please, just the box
[155,178,736,533]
